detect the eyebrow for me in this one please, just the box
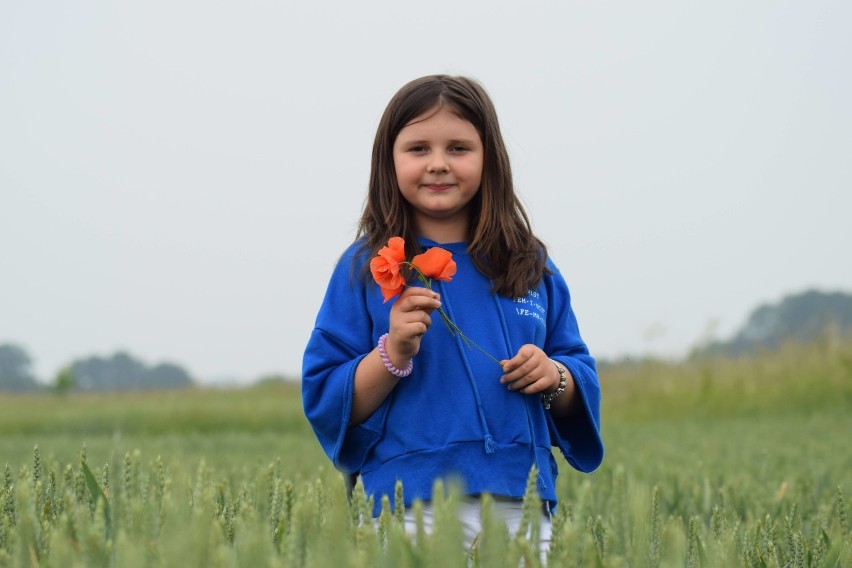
[398,138,479,146]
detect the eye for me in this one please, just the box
[449,145,469,153]
[407,146,428,153]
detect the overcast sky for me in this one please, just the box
[2,1,850,384]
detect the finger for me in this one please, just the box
[506,375,537,391]
[505,357,553,388]
[507,364,552,392]
[500,344,539,372]
[519,376,551,394]
[407,314,432,335]
[499,354,526,375]
[500,358,538,384]
[398,322,429,338]
[399,287,441,301]
[398,294,442,313]
[395,312,432,336]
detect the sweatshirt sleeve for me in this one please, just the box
[542,261,604,473]
[301,247,389,474]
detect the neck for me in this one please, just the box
[416,217,468,244]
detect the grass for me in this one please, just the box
[1,338,850,566]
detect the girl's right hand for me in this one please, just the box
[385,287,441,368]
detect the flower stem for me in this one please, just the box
[403,263,503,368]
[437,308,503,366]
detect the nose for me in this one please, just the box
[427,152,449,173]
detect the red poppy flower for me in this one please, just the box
[411,247,456,282]
[369,237,407,302]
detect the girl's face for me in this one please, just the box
[392,107,483,243]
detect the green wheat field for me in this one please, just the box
[1,339,850,567]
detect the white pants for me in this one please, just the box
[402,496,552,559]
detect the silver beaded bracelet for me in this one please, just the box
[541,360,567,409]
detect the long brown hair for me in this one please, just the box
[357,75,549,298]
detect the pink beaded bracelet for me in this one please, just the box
[377,333,413,377]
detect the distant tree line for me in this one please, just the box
[4,288,850,391]
[691,289,852,358]
[0,347,194,393]
[65,352,193,392]
[0,344,39,392]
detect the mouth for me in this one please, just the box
[424,184,454,191]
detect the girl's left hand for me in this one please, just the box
[499,344,558,394]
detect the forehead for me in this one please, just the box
[395,107,480,142]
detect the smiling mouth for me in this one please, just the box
[424,184,454,191]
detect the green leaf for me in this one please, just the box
[81,460,112,538]
[81,460,106,506]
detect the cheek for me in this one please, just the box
[466,162,484,186]
[394,158,419,184]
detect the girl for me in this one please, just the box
[302,75,603,550]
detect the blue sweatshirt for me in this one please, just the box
[302,238,603,515]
